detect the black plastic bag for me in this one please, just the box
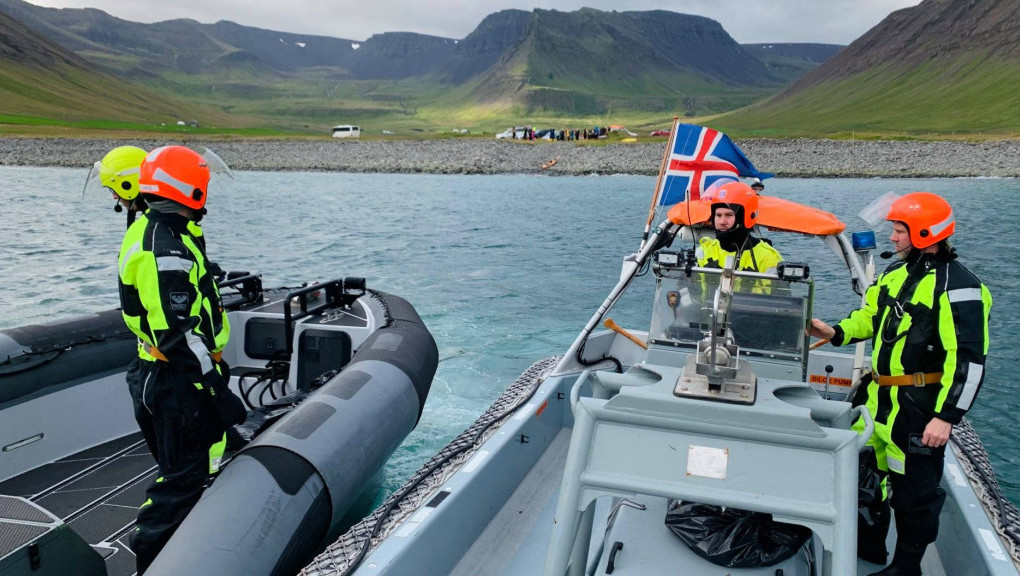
[857,446,891,564]
[664,500,812,568]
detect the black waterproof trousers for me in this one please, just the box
[129,360,226,574]
[126,356,159,460]
[887,399,947,549]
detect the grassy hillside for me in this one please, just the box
[716,53,1020,138]
[0,10,264,133]
[716,0,1020,138]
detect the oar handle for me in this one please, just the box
[604,318,648,350]
[809,338,830,350]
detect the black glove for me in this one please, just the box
[209,261,226,282]
[204,367,247,427]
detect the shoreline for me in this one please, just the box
[2,137,1019,178]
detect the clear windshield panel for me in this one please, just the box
[649,269,809,357]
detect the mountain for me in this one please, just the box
[0,0,839,131]
[718,0,1020,136]
[437,9,783,115]
[0,8,238,127]
[741,43,844,84]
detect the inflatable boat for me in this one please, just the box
[298,199,1020,575]
[0,274,437,576]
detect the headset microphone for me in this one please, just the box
[113,202,123,213]
[880,246,911,259]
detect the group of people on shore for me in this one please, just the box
[511,125,610,140]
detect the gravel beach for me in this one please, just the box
[2,137,1018,177]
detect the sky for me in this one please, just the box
[25,0,921,45]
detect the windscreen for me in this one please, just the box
[649,268,809,358]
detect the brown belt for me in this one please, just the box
[143,343,222,363]
[875,372,943,387]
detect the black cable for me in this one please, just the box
[575,337,623,373]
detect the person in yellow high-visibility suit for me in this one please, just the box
[117,146,245,574]
[810,192,992,576]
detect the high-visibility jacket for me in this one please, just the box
[832,251,991,425]
[696,237,783,273]
[118,210,229,382]
[122,212,210,362]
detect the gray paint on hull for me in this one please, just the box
[146,295,438,576]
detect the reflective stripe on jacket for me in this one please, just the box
[832,253,992,424]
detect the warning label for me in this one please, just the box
[809,374,852,387]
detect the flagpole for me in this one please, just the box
[640,115,680,250]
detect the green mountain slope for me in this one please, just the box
[1,1,841,133]
[0,9,247,129]
[717,0,1020,137]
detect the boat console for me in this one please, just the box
[545,248,872,575]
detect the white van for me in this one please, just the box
[331,125,361,138]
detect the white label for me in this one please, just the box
[979,528,1008,562]
[687,445,728,480]
[394,507,433,538]
[463,450,490,473]
[945,463,967,487]
[513,404,534,421]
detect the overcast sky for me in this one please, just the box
[26,0,920,45]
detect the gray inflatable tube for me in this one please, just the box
[146,291,438,576]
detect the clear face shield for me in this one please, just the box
[858,191,901,235]
[81,161,141,213]
[196,147,235,181]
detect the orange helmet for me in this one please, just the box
[138,146,211,211]
[703,181,759,229]
[886,192,954,249]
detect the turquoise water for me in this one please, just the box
[2,167,1017,508]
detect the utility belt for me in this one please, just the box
[143,342,222,364]
[875,372,943,387]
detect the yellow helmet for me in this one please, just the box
[98,146,148,201]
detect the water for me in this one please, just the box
[2,167,1017,509]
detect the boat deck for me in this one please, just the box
[449,430,946,576]
[0,433,152,576]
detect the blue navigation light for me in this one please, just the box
[852,231,877,252]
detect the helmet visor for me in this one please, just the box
[858,191,901,231]
[82,160,143,202]
[81,160,118,201]
[197,147,234,180]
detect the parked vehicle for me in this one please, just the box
[495,126,528,139]
[650,129,671,137]
[332,125,361,138]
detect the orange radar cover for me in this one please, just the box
[666,196,845,236]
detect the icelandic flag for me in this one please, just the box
[656,124,772,206]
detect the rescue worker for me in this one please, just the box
[808,192,992,576]
[93,146,218,465]
[91,145,149,226]
[117,145,246,573]
[90,146,162,462]
[696,180,782,273]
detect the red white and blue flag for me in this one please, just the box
[656,123,772,206]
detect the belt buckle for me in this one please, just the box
[912,372,926,387]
